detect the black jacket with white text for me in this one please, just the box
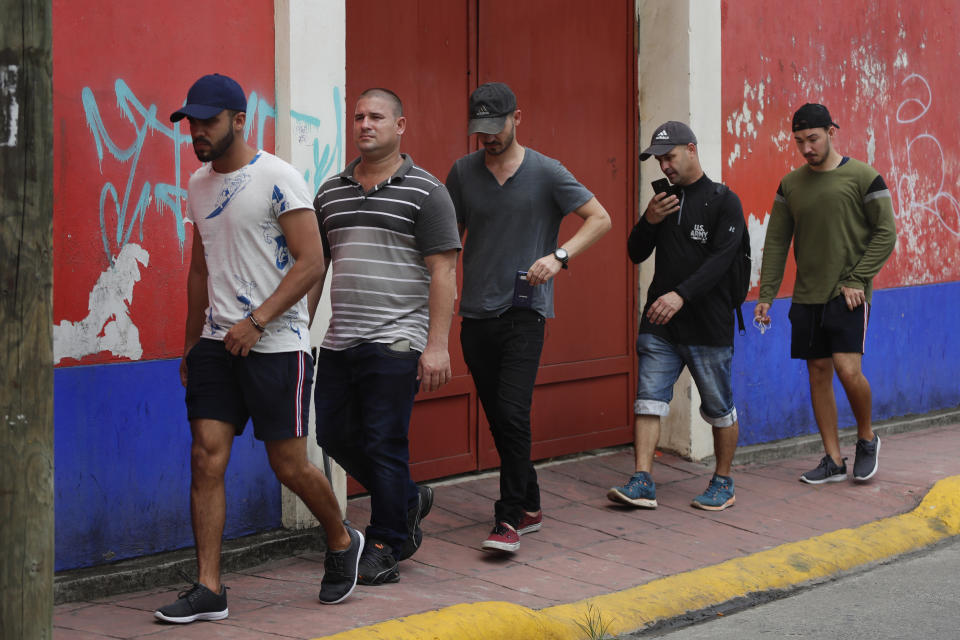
[628,174,745,347]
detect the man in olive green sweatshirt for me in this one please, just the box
[754,103,896,485]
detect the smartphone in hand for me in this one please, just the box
[652,178,671,195]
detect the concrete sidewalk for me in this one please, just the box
[54,420,960,639]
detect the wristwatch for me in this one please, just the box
[553,247,569,269]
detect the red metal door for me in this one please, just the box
[345,1,637,489]
[474,1,637,467]
[345,1,479,485]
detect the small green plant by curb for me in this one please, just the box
[575,603,614,639]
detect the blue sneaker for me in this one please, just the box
[691,474,735,511]
[607,471,657,508]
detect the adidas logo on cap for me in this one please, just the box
[640,121,697,160]
[474,104,491,117]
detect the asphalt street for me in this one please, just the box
[645,536,960,639]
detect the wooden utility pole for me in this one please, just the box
[1,1,55,638]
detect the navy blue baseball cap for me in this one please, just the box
[170,74,247,122]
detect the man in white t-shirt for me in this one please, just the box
[154,74,362,625]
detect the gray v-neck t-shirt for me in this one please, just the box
[446,148,593,319]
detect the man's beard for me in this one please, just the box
[483,128,514,156]
[193,127,235,162]
[805,140,831,167]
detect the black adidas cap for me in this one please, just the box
[467,82,517,135]
[640,121,697,160]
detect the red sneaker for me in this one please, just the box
[517,510,542,535]
[481,522,520,552]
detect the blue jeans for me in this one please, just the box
[314,343,420,556]
[460,309,545,528]
[634,332,737,427]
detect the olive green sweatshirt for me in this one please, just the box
[758,157,897,304]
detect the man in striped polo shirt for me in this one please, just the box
[755,103,896,485]
[311,88,461,585]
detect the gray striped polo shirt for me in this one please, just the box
[314,154,461,352]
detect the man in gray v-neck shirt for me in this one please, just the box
[446,82,611,553]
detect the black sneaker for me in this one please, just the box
[800,455,848,484]
[357,539,399,585]
[318,524,364,604]
[154,572,228,624]
[853,435,881,481]
[399,485,434,561]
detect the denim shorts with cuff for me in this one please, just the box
[634,332,737,427]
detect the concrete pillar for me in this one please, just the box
[636,0,722,461]
[275,0,349,526]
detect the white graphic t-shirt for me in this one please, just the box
[187,151,314,353]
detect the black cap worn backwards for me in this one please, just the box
[792,103,839,132]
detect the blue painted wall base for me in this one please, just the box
[54,359,281,571]
[733,282,960,445]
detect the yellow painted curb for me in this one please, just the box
[315,475,960,640]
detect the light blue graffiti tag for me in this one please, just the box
[81,81,344,263]
[294,85,344,192]
[82,79,186,262]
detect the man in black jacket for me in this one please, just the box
[607,121,745,512]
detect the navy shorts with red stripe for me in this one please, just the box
[788,296,870,360]
[185,338,313,440]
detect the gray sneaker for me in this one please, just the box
[853,435,880,481]
[154,572,228,623]
[800,455,848,484]
[318,524,364,604]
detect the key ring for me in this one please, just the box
[753,317,771,335]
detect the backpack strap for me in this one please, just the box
[709,183,747,335]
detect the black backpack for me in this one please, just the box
[710,184,752,334]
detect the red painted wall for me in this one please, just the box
[52,1,276,366]
[721,0,960,295]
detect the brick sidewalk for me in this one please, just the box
[54,422,960,639]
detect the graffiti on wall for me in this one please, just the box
[53,81,343,365]
[885,73,959,241]
[721,0,960,295]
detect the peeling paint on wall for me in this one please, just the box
[725,78,767,167]
[722,0,960,294]
[54,243,149,363]
[747,212,768,289]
